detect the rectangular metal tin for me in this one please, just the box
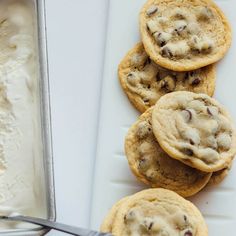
[0,0,56,235]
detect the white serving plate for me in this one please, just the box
[89,0,236,235]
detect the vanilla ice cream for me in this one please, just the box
[0,0,47,230]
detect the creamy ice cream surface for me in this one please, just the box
[0,0,47,230]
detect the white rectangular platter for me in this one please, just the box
[90,0,236,235]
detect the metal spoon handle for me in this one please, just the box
[0,215,111,236]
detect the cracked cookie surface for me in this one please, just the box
[119,43,215,113]
[140,0,231,71]
[125,107,212,197]
[152,91,236,172]
[109,188,208,236]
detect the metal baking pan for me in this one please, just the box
[0,0,56,235]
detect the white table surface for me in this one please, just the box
[45,0,109,234]
[43,1,236,235]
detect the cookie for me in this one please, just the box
[152,91,236,172]
[101,197,130,233]
[110,188,208,236]
[125,107,212,197]
[207,162,232,186]
[119,43,216,113]
[139,0,232,71]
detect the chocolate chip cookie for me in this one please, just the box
[125,107,212,197]
[103,188,208,236]
[140,0,232,71]
[119,43,216,113]
[152,91,236,172]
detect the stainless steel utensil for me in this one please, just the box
[0,215,112,236]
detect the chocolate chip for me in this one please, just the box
[127,73,140,86]
[172,74,177,81]
[183,148,193,156]
[154,32,172,47]
[184,73,189,81]
[144,57,151,67]
[160,80,167,89]
[175,25,187,35]
[157,33,166,46]
[187,71,202,86]
[191,77,201,85]
[184,230,193,236]
[207,107,212,116]
[124,210,135,222]
[148,221,154,230]
[173,20,187,36]
[143,98,149,103]
[146,5,158,16]
[0,19,7,25]
[184,215,187,221]
[206,106,219,117]
[156,72,161,81]
[160,75,176,92]
[186,110,193,119]
[160,41,165,47]
[147,85,151,89]
[182,109,192,122]
[137,122,152,139]
[157,32,166,46]
[189,139,194,145]
[146,23,150,31]
[192,49,201,54]
[161,47,173,58]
